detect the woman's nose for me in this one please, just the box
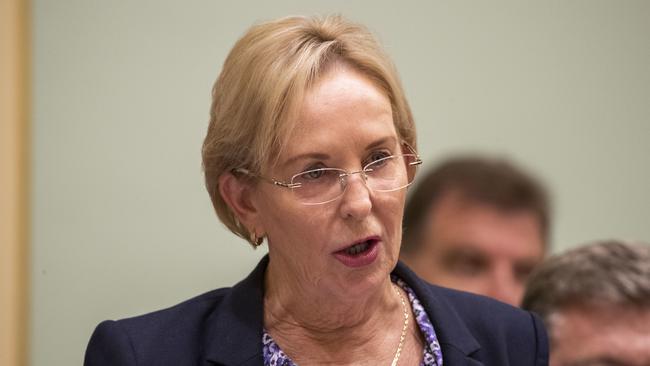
[338,173,372,220]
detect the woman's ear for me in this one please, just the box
[218,172,262,232]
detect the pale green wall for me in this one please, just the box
[31,1,650,365]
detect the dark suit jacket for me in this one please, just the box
[85,257,549,365]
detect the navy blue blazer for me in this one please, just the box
[85,257,548,365]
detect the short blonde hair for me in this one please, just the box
[202,15,417,245]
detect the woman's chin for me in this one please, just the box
[327,257,394,297]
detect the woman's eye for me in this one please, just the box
[295,167,328,181]
[371,151,391,161]
[365,151,391,166]
[305,169,324,179]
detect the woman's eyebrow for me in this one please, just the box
[282,136,397,168]
[365,136,398,151]
[283,152,330,168]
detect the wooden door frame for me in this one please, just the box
[0,0,30,365]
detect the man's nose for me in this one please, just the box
[486,266,523,307]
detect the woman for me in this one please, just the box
[85,15,548,366]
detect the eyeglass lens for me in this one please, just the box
[291,154,418,205]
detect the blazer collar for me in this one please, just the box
[203,256,482,365]
[203,256,268,365]
[392,260,482,358]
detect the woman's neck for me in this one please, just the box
[263,262,411,365]
[264,253,399,325]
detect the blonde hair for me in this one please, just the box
[202,15,416,245]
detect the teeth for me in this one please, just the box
[346,241,369,255]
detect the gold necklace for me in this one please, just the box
[391,283,409,366]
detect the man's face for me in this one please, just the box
[549,305,650,366]
[403,191,545,306]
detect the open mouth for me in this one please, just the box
[336,238,379,256]
[333,237,380,268]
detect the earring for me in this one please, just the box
[250,230,264,248]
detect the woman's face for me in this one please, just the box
[251,65,409,298]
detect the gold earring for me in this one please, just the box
[250,230,264,248]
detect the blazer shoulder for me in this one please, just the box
[428,285,549,366]
[435,285,533,326]
[117,286,231,330]
[84,320,138,366]
[84,287,232,366]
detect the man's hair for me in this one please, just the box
[401,156,550,253]
[522,240,650,323]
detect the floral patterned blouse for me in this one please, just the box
[262,275,444,366]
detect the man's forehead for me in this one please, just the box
[427,194,546,257]
[434,190,543,222]
[549,305,650,366]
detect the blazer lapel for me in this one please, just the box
[393,261,484,366]
[202,257,269,366]
[440,346,485,366]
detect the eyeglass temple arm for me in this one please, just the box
[232,168,301,189]
[402,142,423,166]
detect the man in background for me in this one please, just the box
[400,156,550,306]
[522,240,650,366]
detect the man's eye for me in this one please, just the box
[445,254,488,277]
[514,264,536,283]
[453,260,484,276]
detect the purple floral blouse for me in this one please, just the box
[262,276,444,366]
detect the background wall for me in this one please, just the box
[31,1,650,365]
